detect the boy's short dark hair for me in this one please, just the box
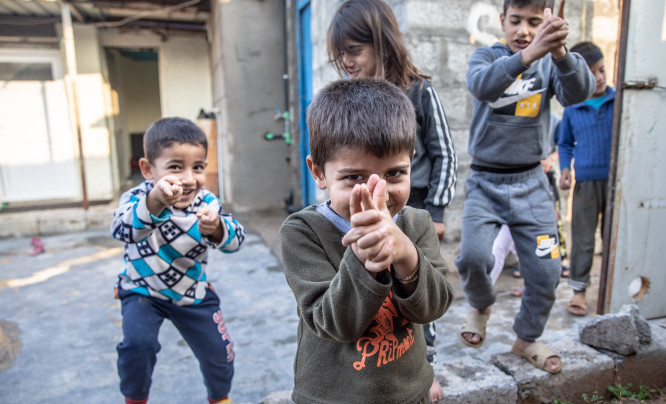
[570,41,604,67]
[143,117,208,163]
[307,78,416,170]
[503,0,554,14]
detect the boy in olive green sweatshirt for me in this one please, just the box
[280,78,454,403]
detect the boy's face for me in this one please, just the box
[140,142,207,209]
[500,4,545,54]
[307,147,411,222]
[340,40,377,79]
[588,58,607,97]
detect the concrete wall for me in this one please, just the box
[308,0,619,241]
[159,36,212,119]
[211,0,291,211]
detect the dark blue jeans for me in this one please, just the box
[117,287,234,402]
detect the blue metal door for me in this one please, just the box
[297,0,316,206]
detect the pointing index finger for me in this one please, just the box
[557,0,565,19]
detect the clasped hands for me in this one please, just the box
[521,7,569,66]
[341,174,418,280]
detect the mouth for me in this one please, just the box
[181,189,195,200]
[514,39,530,49]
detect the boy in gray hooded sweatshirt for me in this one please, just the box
[455,0,594,373]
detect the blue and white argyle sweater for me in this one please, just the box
[110,181,245,306]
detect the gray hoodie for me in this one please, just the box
[466,42,594,169]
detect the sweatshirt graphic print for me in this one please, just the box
[489,73,545,118]
[354,291,415,370]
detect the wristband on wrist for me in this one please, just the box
[394,267,419,285]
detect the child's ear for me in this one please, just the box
[306,156,327,190]
[138,157,154,180]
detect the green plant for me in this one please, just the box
[608,383,664,401]
[582,391,605,403]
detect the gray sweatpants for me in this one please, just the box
[455,166,562,341]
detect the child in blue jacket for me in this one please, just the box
[558,41,614,317]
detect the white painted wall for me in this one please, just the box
[159,36,213,119]
[72,24,114,200]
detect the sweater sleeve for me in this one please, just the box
[557,108,575,170]
[466,45,529,102]
[199,191,246,253]
[420,85,457,223]
[110,182,170,243]
[551,50,595,106]
[280,215,393,343]
[392,209,454,323]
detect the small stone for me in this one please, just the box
[579,304,652,355]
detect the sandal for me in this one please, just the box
[511,341,563,374]
[567,292,587,316]
[512,267,521,278]
[460,309,490,348]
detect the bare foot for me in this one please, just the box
[430,376,443,402]
[513,338,562,373]
[461,307,490,345]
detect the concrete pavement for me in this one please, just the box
[1,204,665,403]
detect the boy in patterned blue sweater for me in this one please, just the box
[557,42,614,317]
[110,117,245,404]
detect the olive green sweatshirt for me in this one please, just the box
[280,205,454,404]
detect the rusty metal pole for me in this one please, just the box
[598,0,630,315]
[60,0,89,210]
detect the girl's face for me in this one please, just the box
[340,40,378,79]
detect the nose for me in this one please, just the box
[180,169,195,185]
[517,21,529,35]
[342,52,353,67]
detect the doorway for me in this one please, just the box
[105,48,162,189]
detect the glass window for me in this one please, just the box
[0,62,53,81]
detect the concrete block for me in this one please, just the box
[259,389,294,404]
[0,218,39,239]
[86,210,112,232]
[491,339,615,404]
[438,357,517,403]
[38,213,87,235]
[579,304,652,355]
[603,320,666,391]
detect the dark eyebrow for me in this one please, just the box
[508,13,543,22]
[388,163,411,171]
[337,168,364,175]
